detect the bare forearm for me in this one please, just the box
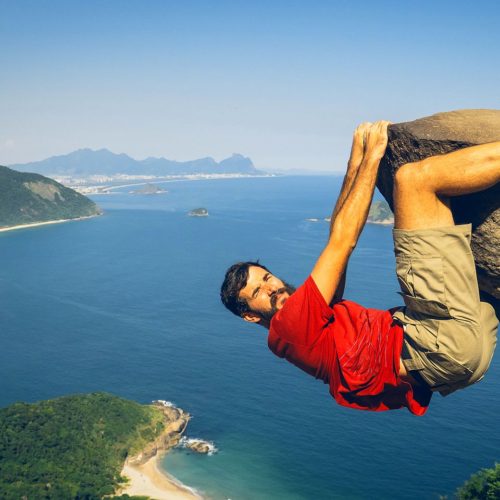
[327,124,370,299]
[329,124,370,233]
[330,121,389,246]
[327,167,358,301]
[312,156,380,303]
[311,121,389,304]
[330,164,360,229]
[330,156,380,246]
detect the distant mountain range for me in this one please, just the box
[9,149,262,176]
[0,166,100,228]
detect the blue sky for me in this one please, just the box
[1,0,499,171]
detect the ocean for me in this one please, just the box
[0,175,498,499]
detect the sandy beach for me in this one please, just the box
[119,453,201,500]
[0,215,99,233]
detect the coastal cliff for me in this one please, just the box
[125,401,190,466]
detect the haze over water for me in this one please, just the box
[1,176,498,499]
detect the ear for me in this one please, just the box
[241,311,261,323]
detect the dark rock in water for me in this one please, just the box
[130,183,167,195]
[376,109,500,301]
[188,207,209,217]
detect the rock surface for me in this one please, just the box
[185,440,212,454]
[178,437,217,455]
[127,401,190,466]
[376,109,500,301]
[188,207,209,217]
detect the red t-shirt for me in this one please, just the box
[268,276,431,415]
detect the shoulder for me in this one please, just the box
[269,276,336,347]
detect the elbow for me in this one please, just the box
[328,230,357,256]
[330,220,360,253]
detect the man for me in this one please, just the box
[220,122,499,415]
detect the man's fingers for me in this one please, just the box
[362,120,390,160]
[355,122,372,132]
[350,121,389,166]
[354,122,372,141]
[367,120,389,139]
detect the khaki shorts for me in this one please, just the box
[393,224,498,396]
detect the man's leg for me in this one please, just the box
[393,141,500,230]
[392,142,500,395]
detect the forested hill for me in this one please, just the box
[0,393,166,499]
[0,166,100,228]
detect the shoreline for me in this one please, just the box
[119,452,201,500]
[84,173,276,195]
[117,401,204,499]
[366,218,394,225]
[0,214,100,233]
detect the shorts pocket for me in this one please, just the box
[409,257,446,303]
[396,258,414,296]
[423,351,474,392]
[398,293,452,319]
[394,294,452,353]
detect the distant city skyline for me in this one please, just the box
[1,0,499,172]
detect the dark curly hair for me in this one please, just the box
[220,261,270,317]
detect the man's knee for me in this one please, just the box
[394,161,431,194]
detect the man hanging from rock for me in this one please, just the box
[220,121,499,415]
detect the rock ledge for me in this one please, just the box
[377,109,500,302]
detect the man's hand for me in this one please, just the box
[362,120,390,163]
[348,122,372,170]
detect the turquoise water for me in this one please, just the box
[0,176,498,499]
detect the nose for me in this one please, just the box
[263,282,279,296]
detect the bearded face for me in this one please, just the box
[256,282,296,322]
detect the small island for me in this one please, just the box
[188,208,209,217]
[367,200,394,225]
[129,183,167,195]
[321,200,394,226]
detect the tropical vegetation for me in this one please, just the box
[0,165,99,228]
[0,392,164,499]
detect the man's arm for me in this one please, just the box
[328,122,371,301]
[311,121,389,304]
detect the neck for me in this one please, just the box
[258,318,271,330]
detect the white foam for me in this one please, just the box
[178,436,218,456]
[153,399,177,408]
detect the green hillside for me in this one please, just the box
[456,462,500,499]
[0,392,165,499]
[367,199,394,223]
[0,166,100,228]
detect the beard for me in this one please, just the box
[258,282,296,322]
